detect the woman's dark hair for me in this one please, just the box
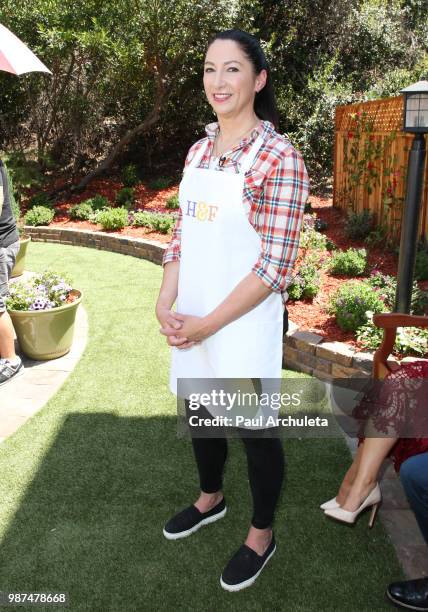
[207,29,279,130]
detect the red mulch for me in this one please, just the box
[24,182,427,352]
[285,195,402,349]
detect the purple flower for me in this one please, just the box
[30,298,50,310]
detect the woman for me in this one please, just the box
[322,360,428,526]
[156,29,309,591]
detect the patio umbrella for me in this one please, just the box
[0,23,51,75]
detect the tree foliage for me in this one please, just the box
[0,0,426,192]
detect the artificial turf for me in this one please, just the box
[0,243,403,611]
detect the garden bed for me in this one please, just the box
[21,178,428,356]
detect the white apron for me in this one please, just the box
[169,134,283,409]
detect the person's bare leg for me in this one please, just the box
[245,525,272,556]
[341,437,398,511]
[194,490,224,513]
[335,442,365,505]
[0,311,16,361]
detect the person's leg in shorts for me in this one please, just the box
[0,241,24,384]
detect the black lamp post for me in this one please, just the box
[395,80,428,313]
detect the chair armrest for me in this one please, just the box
[373,313,428,329]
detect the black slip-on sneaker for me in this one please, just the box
[0,358,24,387]
[220,532,276,592]
[386,577,428,611]
[163,497,226,540]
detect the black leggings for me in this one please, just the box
[185,399,285,529]
[184,308,289,529]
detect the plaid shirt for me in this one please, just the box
[162,119,310,304]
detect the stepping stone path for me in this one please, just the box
[0,272,88,442]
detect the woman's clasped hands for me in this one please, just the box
[157,308,215,349]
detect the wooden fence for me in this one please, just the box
[333,95,428,243]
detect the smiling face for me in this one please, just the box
[203,39,266,120]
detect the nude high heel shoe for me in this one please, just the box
[320,497,340,511]
[324,483,381,527]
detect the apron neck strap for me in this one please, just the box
[188,142,207,170]
[239,135,265,174]
[186,132,265,173]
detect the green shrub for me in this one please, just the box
[364,225,388,248]
[287,277,304,301]
[69,202,93,221]
[132,211,175,234]
[24,206,55,226]
[365,271,428,315]
[132,211,155,229]
[27,192,54,210]
[153,215,175,234]
[96,207,129,230]
[329,248,368,276]
[165,194,179,209]
[344,210,373,240]
[115,187,135,209]
[121,163,139,187]
[88,194,110,211]
[300,227,328,250]
[288,254,323,300]
[415,248,428,281]
[148,177,172,190]
[355,314,385,351]
[345,209,373,239]
[288,266,320,300]
[357,312,428,357]
[365,270,395,292]
[394,326,428,357]
[304,201,312,213]
[328,281,385,332]
[405,283,426,315]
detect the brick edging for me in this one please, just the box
[23,225,165,265]
[23,225,407,380]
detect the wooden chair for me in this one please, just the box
[372,313,428,380]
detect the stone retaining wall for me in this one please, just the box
[23,225,403,380]
[23,226,164,265]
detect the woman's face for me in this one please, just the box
[203,39,266,120]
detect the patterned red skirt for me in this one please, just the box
[354,360,428,472]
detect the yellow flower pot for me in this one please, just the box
[8,290,82,360]
[11,236,31,278]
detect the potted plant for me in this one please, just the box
[6,271,82,360]
[11,227,31,278]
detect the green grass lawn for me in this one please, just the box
[0,243,403,611]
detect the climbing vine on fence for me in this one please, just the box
[339,109,407,244]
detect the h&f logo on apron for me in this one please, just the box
[185,199,219,222]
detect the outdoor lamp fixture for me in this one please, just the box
[395,80,428,313]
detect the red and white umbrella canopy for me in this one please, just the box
[0,23,51,76]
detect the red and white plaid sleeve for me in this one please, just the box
[251,146,310,292]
